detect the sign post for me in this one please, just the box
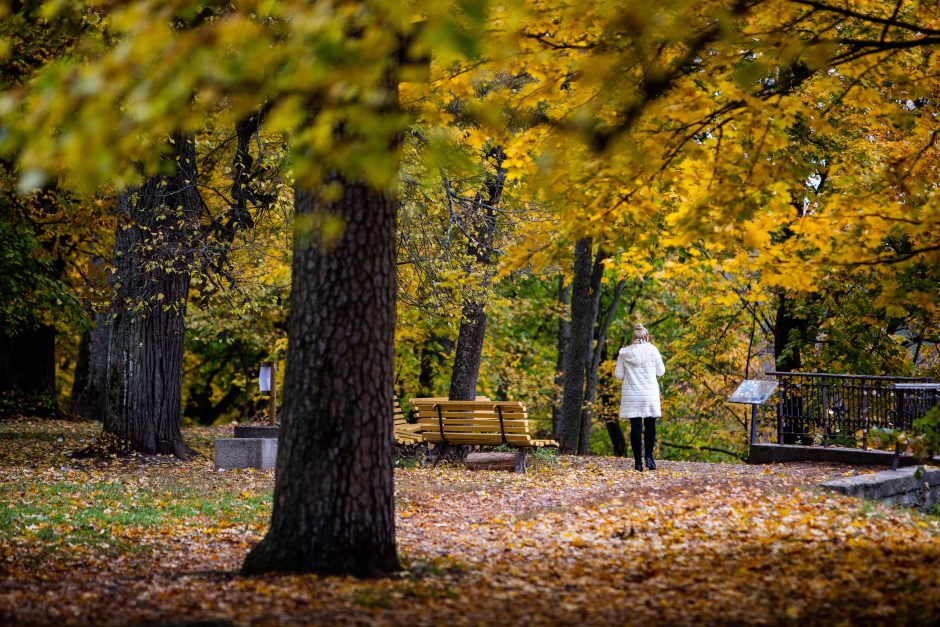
[258,361,278,426]
[729,380,779,445]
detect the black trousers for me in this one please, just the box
[629,417,656,463]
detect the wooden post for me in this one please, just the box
[750,404,758,445]
[269,361,277,425]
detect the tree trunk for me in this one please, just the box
[575,251,610,454]
[100,133,201,458]
[448,147,506,401]
[773,292,808,372]
[450,301,488,400]
[552,275,571,436]
[558,238,596,452]
[70,312,108,420]
[241,174,400,577]
[581,278,627,454]
[605,420,627,456]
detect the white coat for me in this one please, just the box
[615,342,666,418]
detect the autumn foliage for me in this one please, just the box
[3,419,940,624]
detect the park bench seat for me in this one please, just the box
[393,396,423,446]
[409,399,558,449]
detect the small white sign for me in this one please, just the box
[258,364,272,393]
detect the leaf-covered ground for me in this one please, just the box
[2,419,939,626]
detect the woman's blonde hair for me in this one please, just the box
[632,323,650,343]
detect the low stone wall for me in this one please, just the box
[748,443,922,467]
[820,466,940,511]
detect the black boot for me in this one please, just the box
[630,418,644,472]
[644,417,657,470]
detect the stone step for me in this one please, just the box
[820,466,940,511]
[234,424,279,439]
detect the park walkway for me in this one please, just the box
[2,419,939,625]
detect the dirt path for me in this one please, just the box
[2,421,939,625]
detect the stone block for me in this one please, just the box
[748,443,925,467]
[465,451,527,473]
[214,438,277,470]
[820,466,940,511]
[234,424,280,439]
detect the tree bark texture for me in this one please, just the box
[552,275,571,436]
[101,133,201,458]
[774,292,809,372]
[242,176,400,577]
[70,312,108,420]
[558,238,597,453]
[575,250,610,454]
[582,278,626,454]
[448,147,507,401]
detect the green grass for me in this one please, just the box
[0,420,273,557]
[0,479,272,555]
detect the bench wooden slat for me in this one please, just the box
[415,417,530,426]
[393,396,425,446]
[422,434,535,445]
[416,424,532,435]
[407,398,558,451]
[410,400,520,410]
[415,412,528,421]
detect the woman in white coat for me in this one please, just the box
[615,323,666,471]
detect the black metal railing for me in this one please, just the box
[765,372,936,449]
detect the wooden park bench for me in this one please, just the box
[409,398,558,472]
[393,396,423,446]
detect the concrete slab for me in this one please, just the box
[820,466,940,511]
[214,438,277,470]
[748,443,926,467]
[234,425,280,439]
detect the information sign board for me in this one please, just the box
[729,380,778,405]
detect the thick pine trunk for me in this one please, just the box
[448,148,506,401]
[70,312,108,420]
[100,133,200,458]
[242,175,400,577]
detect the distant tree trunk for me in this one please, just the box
[606,421,627,456]
[241,172,400,577]
[774,291,812,444]
[773,292,808,372]
[99,133,201,458]
[581,278,627,454]
[70,312,108,420]
[418,334,452,396]
[450,301,488,401]
[552,275,571,436]
[558,238,597,452]
[448,147,507,401]
[574,250,609,454]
